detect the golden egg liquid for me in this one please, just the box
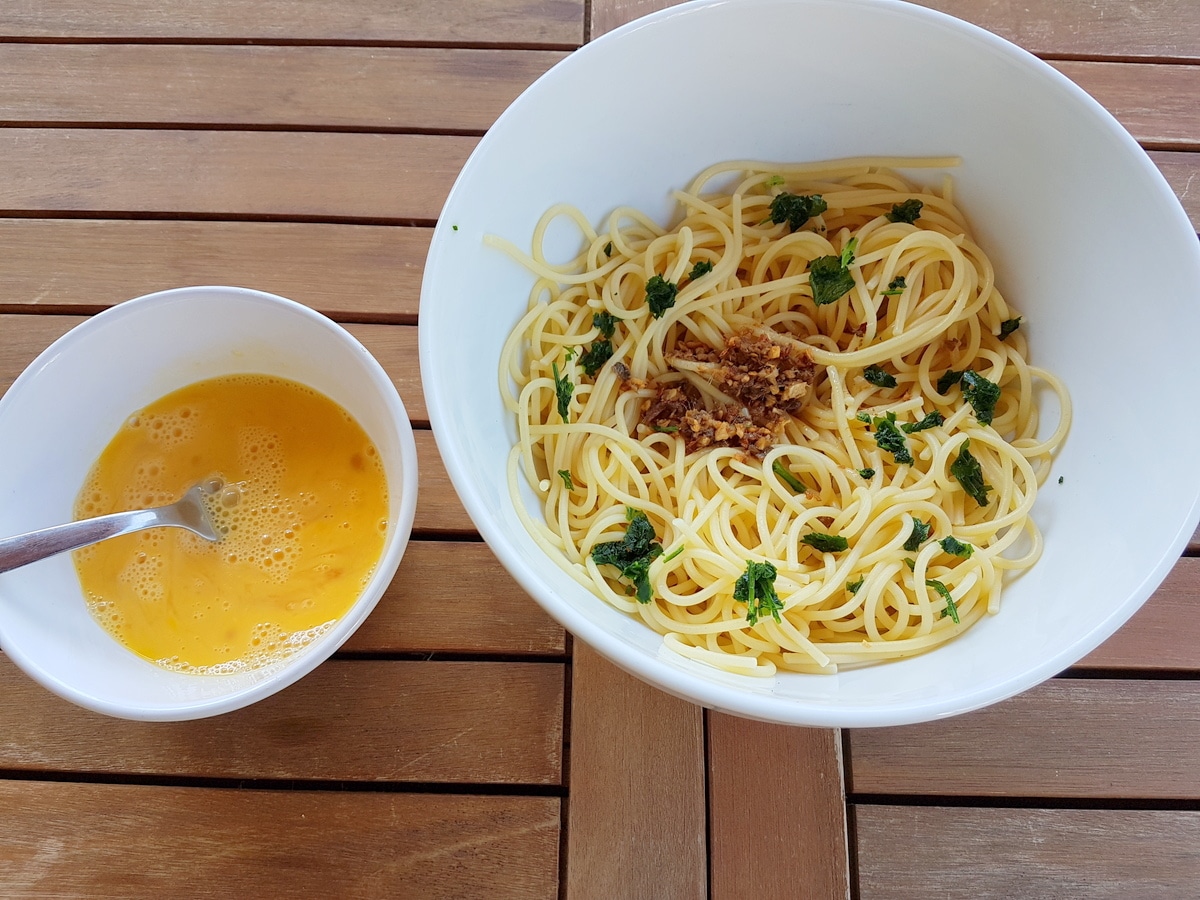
[73,374,388,673]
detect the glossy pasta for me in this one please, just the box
[493,157,1070,676]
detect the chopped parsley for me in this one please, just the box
[734,560,784,625]
[809,238,858,306]
[801,532,849,553]
[1058,475,1064,485]
[858,467,876,478]
[939,536,974,558]
[863,364,898,388]
[937,369,964,395]
[903,518,933,552]
[769,192,828,232]
[764,175,785,189]
[772,460,808,494]
[901,411,945,434]
[856,411,872,424]
[870,412,913,465]
[551,362,573,423]
[603,241,614,257]
[999,317,1022,340]
[886,199,923,224]
[960,369,1001,426]
[593,311,618,338]
[451,224,459,231]
[579,340,614,377]
[652,424,679,433]
[687,260,714,281]
[847,576,865,595]
[882,276,907,296]
[557,469,574,491]
[927,579,960,623]
[645,275,678,319]
[590,508,664,604]
[950,439,992,507]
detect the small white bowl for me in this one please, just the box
[0,286,418,720]
[421,0,1200,726]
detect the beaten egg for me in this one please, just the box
[73,374,388,673]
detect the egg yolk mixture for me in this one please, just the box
[73,374,388,674]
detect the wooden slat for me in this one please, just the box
[856,805,1200,900]
[344,540,564,656]
[0,781,560,899]
[590,0,673,38]
[918,0,1200,60]
[0,0,584,44]
[0,46,565,132]
[0,220,428,319]
[707,719,850,900]
[566,642,706,898]
[0,130,475,221]
[1078,557,1200,670]
[0,656,563,784]
[347,323,426,422]
[1051,60,1200,148]
[848,679,1200,799]
[414,429,475,534]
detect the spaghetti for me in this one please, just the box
[493,157,1070,676]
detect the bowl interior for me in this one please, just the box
[0,286,419,720]
[421,0,1200,726]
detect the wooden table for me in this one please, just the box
[0,2,1197,896]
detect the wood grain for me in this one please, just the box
[1078,557,1200,671]
[0,45,564,132]
[0,220,429,319]
[1051,60,1200,148]
[848,679,1200,799]
[566,642,707,899]
[856,805,1200,900]
[0,130,475,221]
[343,540,564,656]
[414,430,476,535]
[0,0,584,44]
[707,719,849,900]
[0,780,560,899]
[0,656,563,784]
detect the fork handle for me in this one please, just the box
[0,509,163,575]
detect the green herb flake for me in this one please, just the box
[871,412,913,465]
[451,224,459,231]
[886,199,923,224]
[937,369,964,395]
[801,532,849,553]
[904,557,917,571]
[950,439,992,507]
[882,276,907,296]
[863,364,898,389]
[901,410,945,434]
[579,340,614,377]
[1058,475,1064,485]
[687,259,714,281]
[809,238,858,306]
[557,469,574,491]
[590,509,664,604]
[960,369,1001,426]
[903,518,933,553]
[645,274,678,319]
[999,317,1022,340]
[858,467,876,478]
[603,240,614,257]
[551,361,573,423]
[764,175,785,189]
[734,560,783,626]
[847,576,865,595]
[769,192,828,232]
[939,536,974,558]
[772,460,808,494]
[652,424,679,434]
[593,311,618,339]
[856,411,872,424]
[927,579,960,623]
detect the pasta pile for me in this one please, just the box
[494,157,1070,676]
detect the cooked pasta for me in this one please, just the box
[493,157,1070,676]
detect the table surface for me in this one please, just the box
[0,1,1197,897]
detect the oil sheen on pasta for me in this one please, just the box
[73,374,388,673]
[496,157,1070,676]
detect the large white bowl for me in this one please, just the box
[0,286,419,720]
[420,0,1200,726]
